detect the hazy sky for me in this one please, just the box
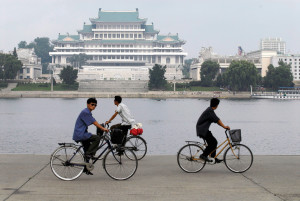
[1,0,300,58]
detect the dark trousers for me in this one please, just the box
[81,134,101,156]
[111,123,131,145]
[202,131,218,157]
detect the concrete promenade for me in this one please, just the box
[0,90,251,99]
[1,155,299,201]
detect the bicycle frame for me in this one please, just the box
[64,132,122,167]
[188,130,239,161]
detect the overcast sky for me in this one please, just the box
[1,0,300,58]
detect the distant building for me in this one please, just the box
[49,8,187,81]
[16,48,42,79]
[190,47,262,81]
[260,37,286,54]
[272,54,300,81]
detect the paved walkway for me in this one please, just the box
[0,155,299,201]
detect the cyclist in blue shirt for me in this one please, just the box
[73,98,108,170]
[196,98,230,163]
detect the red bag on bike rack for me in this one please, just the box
[130,128,143,136]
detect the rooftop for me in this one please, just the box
[90,9,146,23]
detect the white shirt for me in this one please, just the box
[116,103,135,126]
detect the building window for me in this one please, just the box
[104,34,107,38]
[117,34,120,38]
[100,34,103,38]
[121,34,124,38]
[95,34,98,38]
[108,34,111,38]
[112,34,116,38]
[166,57,170,64]
[138,34,142,38]
[27,68,30,73]
[125,34,129,38]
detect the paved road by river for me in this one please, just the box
[1,155,299,201]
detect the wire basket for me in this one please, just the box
[229,129,241,142]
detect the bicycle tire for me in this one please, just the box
[177,144,206,173]
[224,144,253,173]
[50,146,84,181]
[124,136,147,160]
[103,147,138,180]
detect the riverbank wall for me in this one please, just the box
[0,91,251,99]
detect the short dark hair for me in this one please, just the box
[87,98,97,104]
[114,96,122,103]
[210,98,220,107]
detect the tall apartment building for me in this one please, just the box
[260,37,286,54]
[49,8,187,81]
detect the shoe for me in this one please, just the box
[200,154,211,162]
[215,158,223,163]
[83,167,94,175]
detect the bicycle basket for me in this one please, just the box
[110,129,125,144]
[229,129,241,142]
[96,123,105,137]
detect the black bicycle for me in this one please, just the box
[50,127,138,181]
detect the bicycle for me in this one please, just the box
[50,127,138,181]
[177,129,253,173]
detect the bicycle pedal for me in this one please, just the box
[85,163,94,171]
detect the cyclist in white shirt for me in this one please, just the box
[106,96,136,144]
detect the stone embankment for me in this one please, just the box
[0,90,251,99]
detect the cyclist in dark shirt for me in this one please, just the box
[196,98,230,163]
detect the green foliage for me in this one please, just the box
[200,60,220,87]
[264,62,294,90]
[12,83,78,91]
[148,64,167,90]
[224,60,259,91]
[215,74,224,87]
[18,41,27,48]
[0,82,8,88]
[67,54,91,69]
[59,66,78,85]
[0,53,23,80]
[182,59,193,78]
[13,47,18,57]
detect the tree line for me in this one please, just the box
[148,60,294,91]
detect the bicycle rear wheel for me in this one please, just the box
[50,146,84,181]
[177,144,206,173]
[103,148,138,180]
[224,144,253,173]
[125,136,147,160]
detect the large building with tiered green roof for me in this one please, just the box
[49,8,187,81]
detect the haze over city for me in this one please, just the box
[1,0,300,58]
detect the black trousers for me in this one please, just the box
[202,131,218,157]
[111,123,131,145]
[81,134,101,156]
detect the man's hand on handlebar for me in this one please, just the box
[224,126,230,130]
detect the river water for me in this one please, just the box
[0,98,299,155]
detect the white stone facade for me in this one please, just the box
[16,48,42,80]
[49,9,187,81]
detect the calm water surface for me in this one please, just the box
[0,98,299,155]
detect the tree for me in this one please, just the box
[224,60,260,91]
[18,41,27,48]
[182,59,193,78]
[33,37,53,64]
[13,47,18,58]
[59,66,78,85]
[148,64,167,90]
[200,60,220,87]
[0,53,23,80]
[264,62,294,90]
[68,53,91,69]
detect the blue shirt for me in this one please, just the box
[73,108,96,142]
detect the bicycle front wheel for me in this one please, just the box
[103,148,138,180]
[50,146,84,181]
[125,136,147,160]
[224,144,253,173]
[177,144,206,173]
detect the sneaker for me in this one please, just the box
[215,158,223,163]
[83,167,94,175]
[200,154,211,162]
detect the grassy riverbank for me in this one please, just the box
[11,83,79,91]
